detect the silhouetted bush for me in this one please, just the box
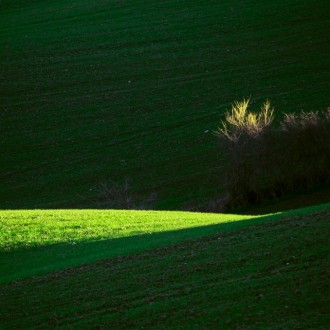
[216,101,330,209]
[95,178,157,210]
[278,109,330,190]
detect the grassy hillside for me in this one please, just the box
[1,204,329,328]
[0,204,328,283]
[0,209,256,283]
[1,0,329,209]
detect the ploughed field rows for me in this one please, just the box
[1,0,330,209]
[0,204,329,328]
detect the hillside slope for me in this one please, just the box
[1,206,329,328]
[0,209,255,283]
[1,0,329,208]
[1,204,329,282]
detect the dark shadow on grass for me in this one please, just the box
[1,203,329,284]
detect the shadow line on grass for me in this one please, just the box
[1,203,329,284]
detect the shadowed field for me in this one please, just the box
[1,0,329,209]
[1,1,330,327]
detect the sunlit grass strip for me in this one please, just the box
[0,209,256,251]
[2,209,329,329]
[1,204,329,284]
[0,209,260,283]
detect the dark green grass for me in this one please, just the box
[1,0,329,209]
[0,209,255,283]
[237,185,330,215]
[1,204,328,284]
[1,208,329,329]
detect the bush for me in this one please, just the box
[216,101,330,209]
[279,109,330,189]
[215,99,275,208]
[95,178,157,210]
[217,98,274,142]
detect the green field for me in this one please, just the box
[1,204,329,328]
[1,0,329,209]
[0,209,256,283]
[1,0,330,328]
[2,205,328,284]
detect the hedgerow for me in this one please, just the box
[216,100,330,209]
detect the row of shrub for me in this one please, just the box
[216,99,330,209]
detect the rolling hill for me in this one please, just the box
[0,204,329,328]
[1,0,329,209]
[1,1,330,328]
